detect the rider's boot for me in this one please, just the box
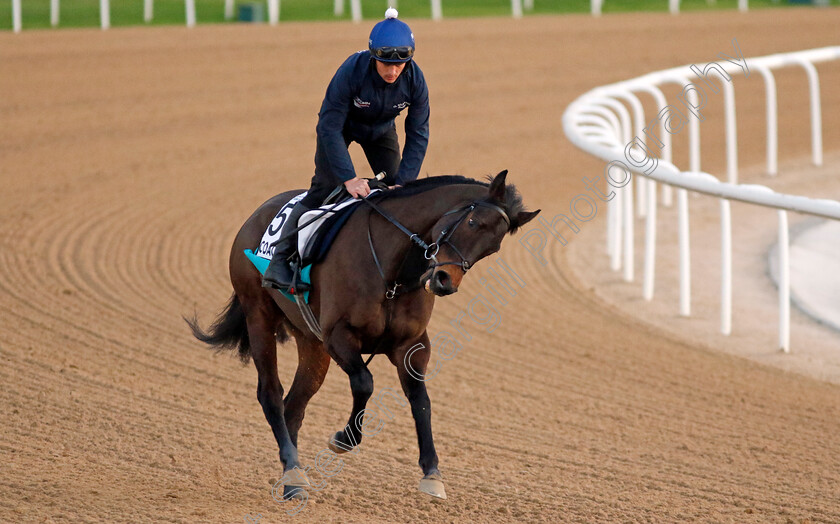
[262,202,311,293]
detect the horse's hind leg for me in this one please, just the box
[324,322,373,453]
[284,335,331,448]
[244,309,309,496]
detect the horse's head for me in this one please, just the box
[425,170,540,296]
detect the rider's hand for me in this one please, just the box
[344,177,371,198]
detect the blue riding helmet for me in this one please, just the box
[368,8,415,63]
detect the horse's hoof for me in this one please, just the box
[283,483,307,500]
[284,466,310,487]
[274,467,310,502]
[327,431,354,454]
[418,471,446,500]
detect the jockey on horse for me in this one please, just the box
[262,8,430,294]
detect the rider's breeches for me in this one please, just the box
[303,126,400,208]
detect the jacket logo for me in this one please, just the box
[353,97,371,108]
[393,101,410,109]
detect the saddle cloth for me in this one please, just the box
[255,189,381,266]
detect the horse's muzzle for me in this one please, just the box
[427,270,457,296]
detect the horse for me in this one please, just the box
[186,170,539,501]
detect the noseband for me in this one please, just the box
[362,196,510,299]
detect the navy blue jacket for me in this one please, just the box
[316,51,430,185]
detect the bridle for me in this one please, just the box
[423,201,510,274]
[362,196,511,299]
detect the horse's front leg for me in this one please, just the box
[391,332,445,499]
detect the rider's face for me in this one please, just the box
[375,60,406,84]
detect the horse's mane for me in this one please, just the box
[382,175,529,233]
[385,175,486,197]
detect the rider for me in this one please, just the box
[262,8,430,293]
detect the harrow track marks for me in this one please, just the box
[3,9,840,524]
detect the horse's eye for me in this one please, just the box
[468,218,477,228]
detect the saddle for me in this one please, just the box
[246,177,390,303]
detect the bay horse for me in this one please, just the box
[187,170,539,501]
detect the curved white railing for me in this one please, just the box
[563,46,840,352]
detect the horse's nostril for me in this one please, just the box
[434,271,450,287]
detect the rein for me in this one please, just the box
[362,195,510,300]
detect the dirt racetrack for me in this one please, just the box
[2,9,840,524]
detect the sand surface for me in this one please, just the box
[2,9,840,523]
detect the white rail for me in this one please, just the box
[592,0,748,16]
[12,0,21,32]
[10,0,535,31]
[185,0,195,28]
[563,46,840,352]
[100,0,109,30]
[10,0,264,29]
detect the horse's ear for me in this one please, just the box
[489,170,508,201]
[514,209,540,229]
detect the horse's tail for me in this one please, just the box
[184,294,251,363]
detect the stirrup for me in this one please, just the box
[288,261,311,295]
